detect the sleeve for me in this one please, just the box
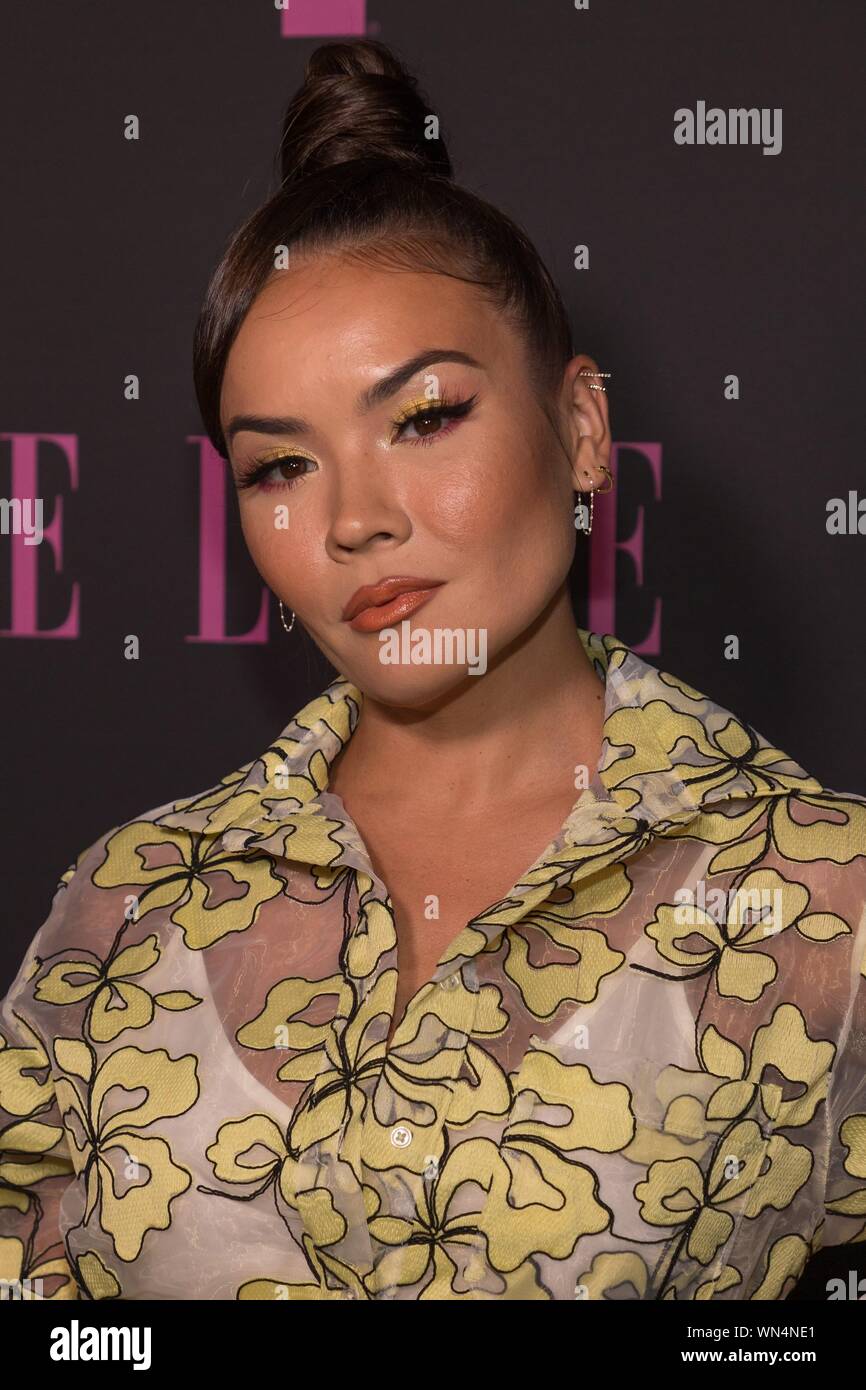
[819,910,866,1256]
[0,864,83,1301]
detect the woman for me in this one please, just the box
[2,39,864,1303]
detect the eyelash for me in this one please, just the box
[234,391,478,492]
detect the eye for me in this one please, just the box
[235,452,316,492]
[234,391,478,492]
[390,393,478,447]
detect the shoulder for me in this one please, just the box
[726,780,866,944]
[16,680,346,985]
[724,783,866,1039]
[640,648,866,969]
[37,750,263,950]
[754,783,866,898]
[2,749,270,1036]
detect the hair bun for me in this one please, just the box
[278,38,453,186]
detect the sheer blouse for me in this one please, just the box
[2,628,864,1300]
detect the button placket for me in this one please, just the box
[360,980,482,1171]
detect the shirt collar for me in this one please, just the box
[160,627,822,873]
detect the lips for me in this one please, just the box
[342,576,445,624]
[346,586,444,633]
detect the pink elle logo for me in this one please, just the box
[0,433,80,638]
[279,0,367,39]
[1,435,663,649]
[187,438,269,644]
[188,436,663,650]
[586,442,662,655]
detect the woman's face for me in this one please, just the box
[220,253,589,705]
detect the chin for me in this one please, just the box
[348,659,489,708]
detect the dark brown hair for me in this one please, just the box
[193,38,574,460]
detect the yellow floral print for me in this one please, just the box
[1,627,864,1300]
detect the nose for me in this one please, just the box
[324,454,412,560]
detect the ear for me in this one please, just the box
[559,355,612,495]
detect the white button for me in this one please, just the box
[390,1124,413,1148]
[439,973,460,990]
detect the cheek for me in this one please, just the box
[420,434,572,554]
[238,497,313,589]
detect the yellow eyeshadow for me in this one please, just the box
[390,395,445,426]
[253,445,316,462]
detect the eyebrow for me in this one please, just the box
[224,348,484,447]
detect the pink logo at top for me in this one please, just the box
[279,0,367,38]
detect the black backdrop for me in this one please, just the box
[3,0,861,967]
[5,0,861,967]
[2,0,864,1165]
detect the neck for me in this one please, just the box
[329,585,606,813]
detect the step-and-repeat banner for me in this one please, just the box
[2,1,862,1014]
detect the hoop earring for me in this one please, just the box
[596,464,614,494]
[575,460,615,536]
[279,600,296,634]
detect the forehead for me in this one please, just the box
[220,254,517,415]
